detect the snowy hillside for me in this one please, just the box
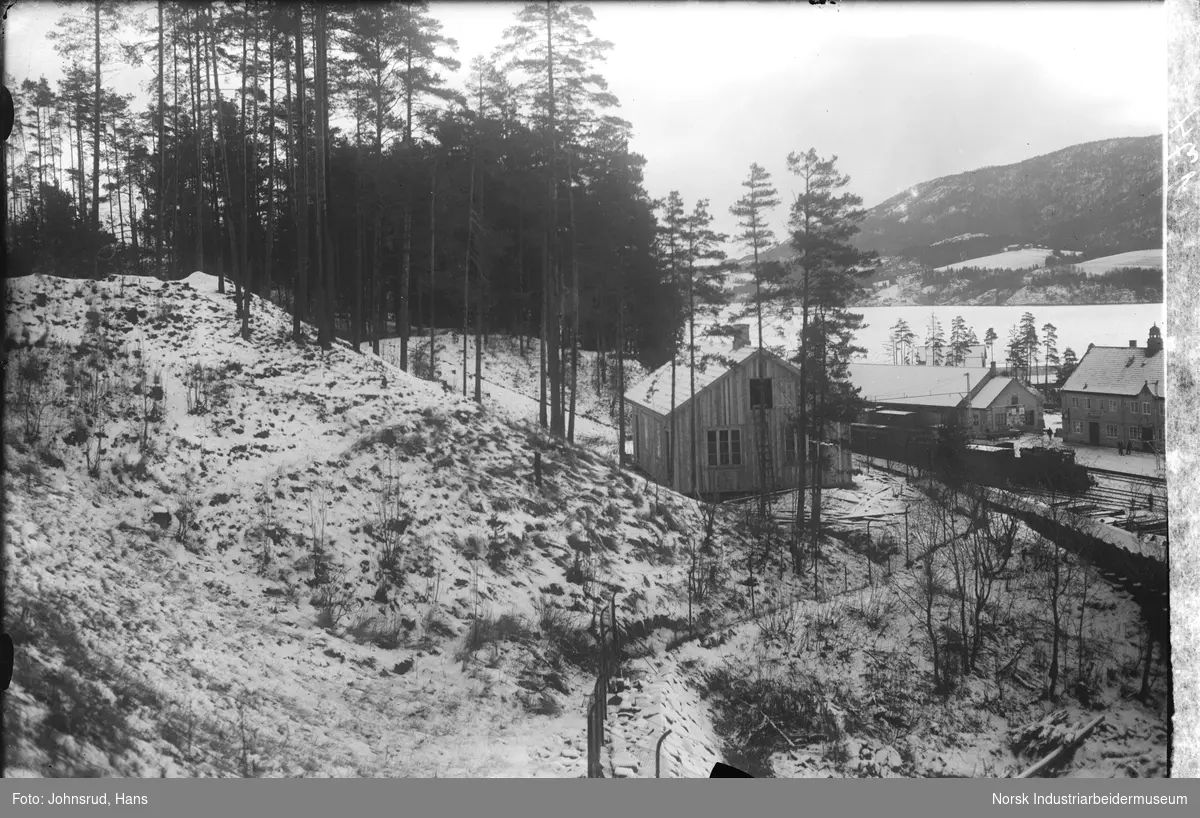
[2,273,743,778]
[379,333,647,456]
[4,273,1168,780]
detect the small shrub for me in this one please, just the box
[174,470,202,546]
[309,565,360,630]
[421,606,457,640]
[521,689,562,716]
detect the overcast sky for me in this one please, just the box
[5,1,1165,255]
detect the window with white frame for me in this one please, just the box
[1106,424,1118,439]
[784,428,799,462]
[1071,397,1079,408]
[1143,401,1151,415]
[1085,397,1092,409]
[1073,421,1082,434]
[707,429,742,466]
[1110,400,1118,412]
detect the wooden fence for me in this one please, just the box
[586,594,620,778]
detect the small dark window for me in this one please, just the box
[1010,395,1019,406]
[750,378,773,409]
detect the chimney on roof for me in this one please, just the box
[1129,340,1137,348]
[732,323,751,350]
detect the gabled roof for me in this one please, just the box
[624,345,797,416]
[849,362,988,409]
[1061,346,1166,397]
[967,376,1040,409]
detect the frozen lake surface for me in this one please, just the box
[713,302,1165,364]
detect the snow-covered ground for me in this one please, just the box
[379,332,646,457]
[937,248,1054,272]
[3,273,1168,779]
[1077,249,1163,276]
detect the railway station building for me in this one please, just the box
[1060,324,1166,453]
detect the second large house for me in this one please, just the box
[624,326,853,500]
[1060,324,1166,452]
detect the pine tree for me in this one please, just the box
[948,315,968,366]
[984,327,998,366]
[786,147,877,573]
[680,199,728,497]
[729,162,781,351]
[926,313,945,366]
[1018,312,1039,378]
[656,190,687,488]
[500,1,617,437]
[1041,322,1059,384]
[1060,347,1078,384]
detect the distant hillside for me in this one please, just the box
[735,136,1162,274]
[857,136,1163,264]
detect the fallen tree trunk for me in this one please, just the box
[1015,714,1105,778]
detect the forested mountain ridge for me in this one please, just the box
[736,136,1162,270]
[856,135,1163,265]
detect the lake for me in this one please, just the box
[713,302,1166,364]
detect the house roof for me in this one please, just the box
[967,376,1040,409]
[624,345,793,416]
[1061,346,1166,397]
[849,362,986,409]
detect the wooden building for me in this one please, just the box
[965,376,1045,438]
[848,360,1044,438]
[624,327,852,500]
[1061,324,1165,452]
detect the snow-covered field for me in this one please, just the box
[1076,249,1163,275]
[3,273,1168,779]
[936,248,1054,272]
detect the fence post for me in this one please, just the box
[587,697,597,778]
[611,593,619,672]
[656,729,674,778]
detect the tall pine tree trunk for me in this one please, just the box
[208,11,242,325]
[249,11,261,298]
[566,147,579,443]
[192,16,204,274]
[292,4,308,342]
[238,16,249,323]
[689,266,698,498]
[203,20,225,295]
[263,24,276,305]
[314,4,332,350]
[352,92,364,352]
[462,150,475,397]
[617,266,626,468]
[545,7,563,437]
[539,240,548,428]
[429,162,437,374]
[92,2,101,277]
[794,270,810,576]
[156,1,165,277]
[474,254,484,404]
